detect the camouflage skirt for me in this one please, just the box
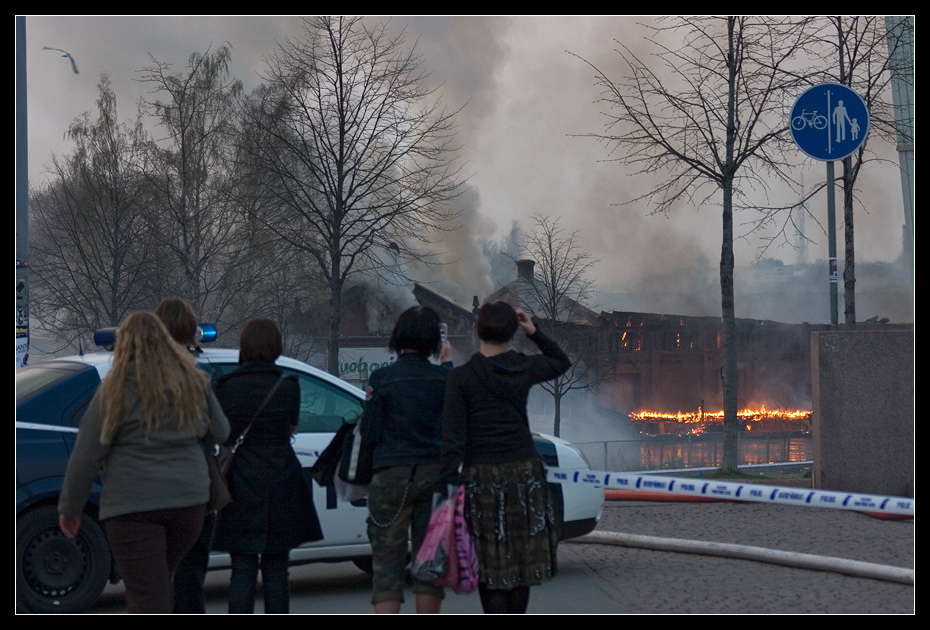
[461,456,559,590]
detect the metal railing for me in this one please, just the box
[574,432,813,472]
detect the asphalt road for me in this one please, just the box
[571,500,914,614]
[89,498,914,614]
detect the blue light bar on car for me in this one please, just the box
[198,324,217,343]
[94,323,217,348]
[94,328,118,348]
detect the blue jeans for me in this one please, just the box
[229,552,290,614]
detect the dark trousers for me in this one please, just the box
[104,504,206,614]
[228,552,290,614]
[479,584,531,614]
[173,513,216,613]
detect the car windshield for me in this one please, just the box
[16,366,79,404]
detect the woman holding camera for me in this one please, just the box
[441,301,570,614]
[361,306,453,614]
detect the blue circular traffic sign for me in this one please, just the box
[790,83,869,161]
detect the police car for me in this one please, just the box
[16,338,603,613]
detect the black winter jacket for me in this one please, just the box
[212,362,322,553]
[440,329,570,484]
[359,353,453,470]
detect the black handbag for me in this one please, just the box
[335,419,373,502]
[309,421,356,487]
[308,420,374,485]
[308,418,374,503]
[338,419,373,486]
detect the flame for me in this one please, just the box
[628,406,812,435]
[629,406,811,422]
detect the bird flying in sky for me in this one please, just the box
[42,46,79,74]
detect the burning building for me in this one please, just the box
[593,311,821,420]
[327,262,902,439]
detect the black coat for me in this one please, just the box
[212,362,322,553]
[440,329,570,484]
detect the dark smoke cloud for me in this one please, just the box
[382,16,511,140]
[25,16,912,324]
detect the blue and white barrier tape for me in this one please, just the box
[546,468,915,517]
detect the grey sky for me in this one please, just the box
[21,16,910,322]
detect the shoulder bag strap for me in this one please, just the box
[229,374,288,454]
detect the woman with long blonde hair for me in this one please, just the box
[59,311,230,613]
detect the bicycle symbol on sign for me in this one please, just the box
[791,109,828,131]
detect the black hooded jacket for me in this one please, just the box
[440,328,570,484]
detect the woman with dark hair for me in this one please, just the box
[155,297,208,612]
[153,297,216,613]
[58,312,230,613]
[441,301,570,614]
[154,297,199,350]
[211,318,322,614]
[360,305,453,613]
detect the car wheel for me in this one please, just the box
[352,556,374,574]
[17,506,111,614]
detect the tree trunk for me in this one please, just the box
[326,275,343,377]
[842,156,856,327]
[720,178,739,473]
[719,17,740,473]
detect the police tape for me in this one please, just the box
[545,468,915,517]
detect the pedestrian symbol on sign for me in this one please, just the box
[790,84,869,162]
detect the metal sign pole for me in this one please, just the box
[16,16,29,368]
[826,161,838,329]
[790,84,869,330]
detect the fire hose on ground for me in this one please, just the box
[568,531,914,585]
[546,468,914,585]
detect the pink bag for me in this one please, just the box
[435,485,478,594]
[412,488,455,582]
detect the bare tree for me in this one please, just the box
[812,16,913,326]
[30,76,157,351]
[240,16,464,375]
[515,213,600,437]
[221,168,330,358]
[139,45,244,323]
[574,17,814,471]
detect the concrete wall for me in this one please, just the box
[811,329,914,496]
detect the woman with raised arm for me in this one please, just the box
[441,301,570,614]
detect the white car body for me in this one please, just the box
[28,348,603,571]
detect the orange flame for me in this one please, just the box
[628,406,811,435]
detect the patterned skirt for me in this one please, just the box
[461,456,559,590]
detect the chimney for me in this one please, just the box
[516,259,535,281]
